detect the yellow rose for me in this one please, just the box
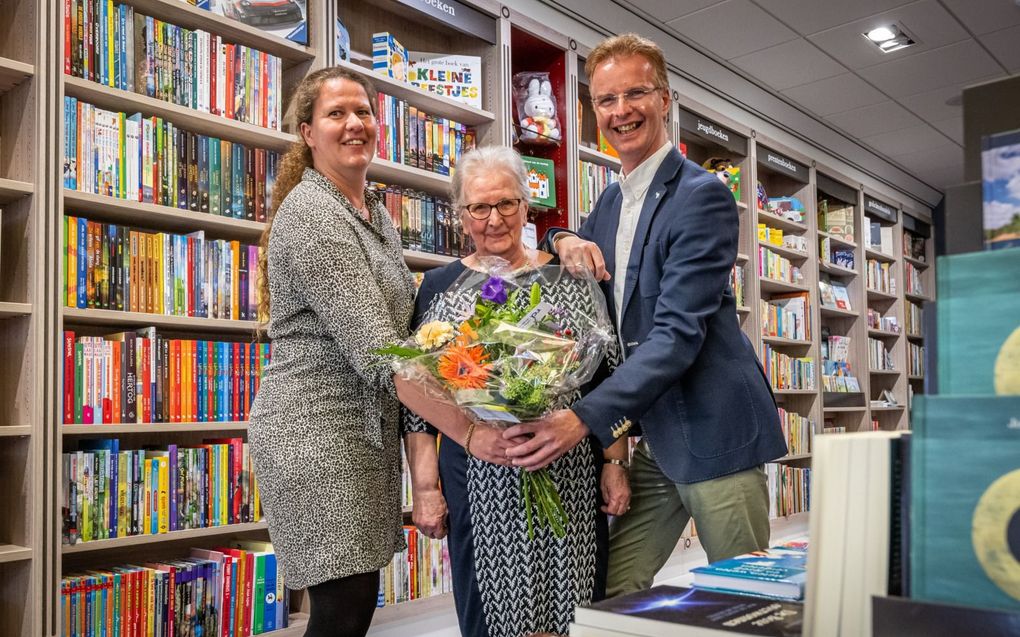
[415,321,455,350]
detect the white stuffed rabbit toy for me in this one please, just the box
[520,77,561,143]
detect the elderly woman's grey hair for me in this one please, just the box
[450,146,532,210]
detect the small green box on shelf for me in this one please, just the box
[522,155,556,209]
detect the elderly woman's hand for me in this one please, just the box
[557,235,611,281]
[412,488,448,539]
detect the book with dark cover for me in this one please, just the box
[911,395,1020,613]
[573,585,802,636]
[873,595,1020,637]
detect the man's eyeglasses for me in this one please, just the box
[463,198,524,220]
[592,86,662,112]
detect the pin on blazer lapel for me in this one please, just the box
[619,151,685,321]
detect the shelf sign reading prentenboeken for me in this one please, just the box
[676,109,747,156]
[394,0,497,44]
[864,196,897,223]
[761,148,808,183]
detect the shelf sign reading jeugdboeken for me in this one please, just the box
[676,108,746,156]
[394,0,498,44]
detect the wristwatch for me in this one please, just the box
[605,458,630,469]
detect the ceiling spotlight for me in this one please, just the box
[862,23,917,53]
[865,26,897,42]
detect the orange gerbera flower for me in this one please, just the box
[437,344,492,390]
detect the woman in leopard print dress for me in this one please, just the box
[249,68,416,637]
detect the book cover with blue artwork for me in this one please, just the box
[981,129,1020,250]
[691,542,808,601]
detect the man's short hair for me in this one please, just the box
[585,33,669,90]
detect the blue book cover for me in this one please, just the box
[691,542,808,601]
[981,130,1020,250]
[911,395,1020,612]
[936,248,1020,395]
[78,438,119,539]
[263,552,277,632]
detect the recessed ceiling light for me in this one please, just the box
[865,26,897,42]
[862,23,917,53]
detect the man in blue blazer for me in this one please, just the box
[504,33,788,596]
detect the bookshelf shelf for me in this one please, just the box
[369,157,452,195]
[0,56,33,95]
[904,292,932,303]
[823,406,866,413]
[736,252,749,263]
[818,261,857,277]
[817,231,856,249]
[820,306,858,318]
[759,277,809,293]
[907,333,924,342]
[775,453,811,462]
[868,329,901,338]
[756,209,807,233]
[0,545,32,564]
[373,593,456,626]
[762,335,812,347]
[736,305,751,314]
[0,178,34,204]
[908,375,924,381]
[904,255,930,269]
[403,249,458,270]
[120,0,315,64]
[865,248,895,263]
[773,389,817,395]
[63,76,296,152]
[0,303,32,319]
[871,405,905,411]
[578,145,622,170]
[736,200,748,211]
[869,369,900,376]
[63,190,267,241]
[63,421,249,435]
[758,240,809,261]
[62,308,258,334]
[335,60,496,127]
[61,520,268,555]
[0,426,31,437]
[866,288,898,301]
[263,614,309,637]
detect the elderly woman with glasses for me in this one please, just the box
[397,146,631,637]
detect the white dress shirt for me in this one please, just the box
[613,142,674,326]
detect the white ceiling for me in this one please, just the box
[616,0,1020,194]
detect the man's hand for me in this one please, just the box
[503,409,590,471]
[412,488,448,539]
[557,235,611,282]
[600,464,631,516]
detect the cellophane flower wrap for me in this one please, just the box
[378,257,614,539]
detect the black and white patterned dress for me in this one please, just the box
[403,261,617,637]
[249,168,416,590]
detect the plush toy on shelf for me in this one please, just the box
[513,72,562,145]
[702,157,741,201]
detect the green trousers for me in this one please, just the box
[606,439,772,597]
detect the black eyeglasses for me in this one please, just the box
[463,198,524,220]
[592,86,662,112]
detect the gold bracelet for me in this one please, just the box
[605,458,630,469]
[464,421,477,458]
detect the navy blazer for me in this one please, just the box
[557,147,787,483]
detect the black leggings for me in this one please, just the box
[304,570,380,637]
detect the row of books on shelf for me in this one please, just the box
[578,160,619,215]
[761,345,815,391]
[818,277,852,311]
[381,526,454,606]
[866,259,895,293]
[908,343,924,377]
[817,199,854,242]
[868,338,895,371]
[866,220,895,255]
[371,185,471,257]
[905,302,922,335]
[64,217,260,320]
[757,224,805,251]
[867,308,900,332]
[821,374,861,393]
[765,463,809,519]
[63,98,279,221]
[730,264,745,307]
[819,238,855,270]
[760,292,811,341]
[62,331,270,425]
[777,408,812,456]
[62,437,260,545]
[904,261,925,296]
[376,93,477,177]
[758,246,803,284]
[64,3,283,131]
[61,541,287,637]
[903,229,927,261]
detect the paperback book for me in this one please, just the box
[691,541,808,601]
[407,51,482,109]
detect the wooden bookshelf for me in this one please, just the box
[820,306,858,318]
[0,426,31,437]
[0,544,32,564]
[578,145,622,170]
[817,230,857,249]
[865,247,896,263]
[759,277,810,293]
[404,249,458,270]
[0,302,31,318]
[758,240,809,261]
[904,255,930,269]
[62,521,269,554]
[369,157,453,195]
[62,307,258,333]
[868,329,901,338]
[756,208,808,233]
[776,453,811,462]
[0,177,33,203]
[866,288,898,301]
[63,421,249,435]
[762,335,812,347]
[0,56,32,95]
[904,292,933,303]
[818,261,857,277]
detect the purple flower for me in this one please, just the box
[480,276,508,304]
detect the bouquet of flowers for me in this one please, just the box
[378,258,614,538]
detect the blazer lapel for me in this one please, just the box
[620,149,685,322]
[595,187,622,327]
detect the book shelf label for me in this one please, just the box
[864,196,897,222]
[761,148,808,183]
[393,0,498,43]
[676,108,746,155]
